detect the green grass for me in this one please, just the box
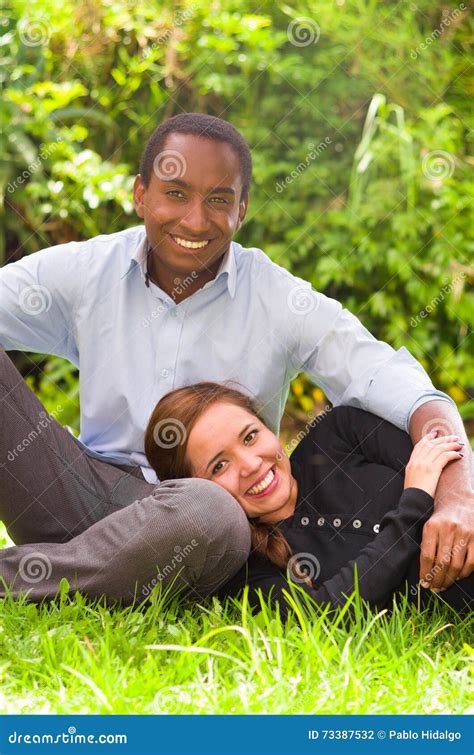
[1,523,473,715]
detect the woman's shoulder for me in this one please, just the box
[289,404,410,464]
[290,405,365,450]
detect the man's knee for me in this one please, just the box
[156,477,250,550]
[0,349,22,394]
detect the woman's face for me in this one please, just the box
[186,402,298,523]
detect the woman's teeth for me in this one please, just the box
[172,235,209,249]
[247,467,275,495]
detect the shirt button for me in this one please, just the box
[161,369,169,378]
[373,523,380,534]
[317,517,325,526]
[333,518,341,527]
[353,519,362,529]
[301,516,309,526]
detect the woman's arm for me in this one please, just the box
[220,486,433,617]
[320,405,414,471]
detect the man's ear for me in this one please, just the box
[133,174,145,218]
[236,193,249,231]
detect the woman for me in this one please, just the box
[144,381,473,617]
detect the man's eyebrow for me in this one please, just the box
[206,423,254,471]
[160,177,236,196]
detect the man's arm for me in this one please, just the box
[0,242,81,362]
[409,399,474,590]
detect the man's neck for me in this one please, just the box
[146,253,221,304]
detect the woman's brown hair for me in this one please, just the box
[144,381,297,575]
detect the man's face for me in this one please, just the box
[133,132,249,280]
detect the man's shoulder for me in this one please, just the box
[72,225,145,258]
[5,225,144,275]
[233,240,311,290]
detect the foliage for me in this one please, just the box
[1,522,473,715]
[1,0,472,420]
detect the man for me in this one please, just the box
[0,113,472,606]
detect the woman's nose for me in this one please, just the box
[238,450,262,477]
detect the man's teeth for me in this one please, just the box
[172,236,209,249]
[248,468,275,495]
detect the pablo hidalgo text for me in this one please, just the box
[389,730,461,741]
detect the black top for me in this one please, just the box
[219,406,435,614]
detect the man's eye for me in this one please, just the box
[166,190,185,198]
[212,461,224,475]
[209,197,227,204]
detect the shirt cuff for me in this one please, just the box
[406,393,457,434]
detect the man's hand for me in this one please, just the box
[419,490,474,590]
[409,400,473,591]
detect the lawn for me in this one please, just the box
[1,523,473,715]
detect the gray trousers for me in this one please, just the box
[0,350,251,605]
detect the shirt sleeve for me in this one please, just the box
[286,279,455,433]
[0,242,84,363]
[219,487,433,618]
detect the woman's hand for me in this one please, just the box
[404,430,464,498]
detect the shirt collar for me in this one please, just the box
[121,230,237,298]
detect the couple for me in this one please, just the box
[0,112,472,616]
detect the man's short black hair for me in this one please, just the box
[139,112,252,199]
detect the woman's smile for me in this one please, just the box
[246,465,279,498]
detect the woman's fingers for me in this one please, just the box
[428,434,463,445]
[418,442,463,463]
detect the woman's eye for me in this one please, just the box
[244,430,258,444]
[212,461,224,475]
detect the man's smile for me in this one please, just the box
[170,234,211,250]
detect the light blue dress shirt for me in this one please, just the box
[0,225,453,483]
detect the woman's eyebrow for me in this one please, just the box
[206,423,254,471]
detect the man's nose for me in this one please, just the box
[179,199,211,236]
